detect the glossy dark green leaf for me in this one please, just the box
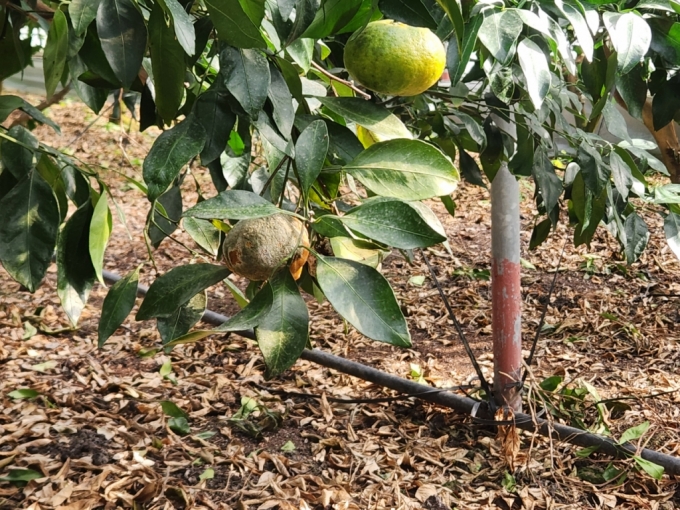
[0,171,59,292]
[36,154,68,221]
[268,63,294,139]
[0,169,18,202]
[149,3,186,125]
[57,202,96,326]
[143,115,206,201]
[69,54,108,113]
[320,97,411,140]
[183,217,221,256]
[326,121,364,165]
[341,198,446,249]
[451,14,481,85]
[529,218,552,249]
[287,0,319,42]
[147,189,180,252]
[301,0,363,38]
[158,290,207,345]
[275,56,304,104]
[193,90,236,165]
[312,214,350,238]
[316,256,410,347]
[78,24,122,87]
[44,9,69,98]
[1,125,38,180]
[158,0,195,56]
[652,75,680,131]
[204,0,266,48]
[96,0,147,88]
[623,212,649,264]
[0,95,24,122]
[577,144,607,195]
[555,0,593,61]
[166,283,274,346]
[664,212,680,260]
[345,139,459,200]
[295,120,328,195]
[220,46,270,119]
[89,192,112,285]
[184,190,282,220]
[532,147,562,214]
[517,38,551,110]
[454,111,486,150]
[0,30,33,82]
[255,270,308,378]
[70,0,101,35]
[603,11,651,75]
[602,99,630,142]
[478,9,523,65]
[136,263,231,320]
[0,469,43,484]
[609,149,633,201]
[616,64,646,120]
[459,149,485,187]
[480,117,502,181]
[377,0,436,29]
[98,266,140,347]
[161,400,188,418]
[572,174,606,247]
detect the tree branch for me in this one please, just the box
[311,62,371,100]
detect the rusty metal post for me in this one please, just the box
[491,163,522,411]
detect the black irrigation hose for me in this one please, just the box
[102,269,680,476]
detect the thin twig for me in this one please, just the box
[65,102,115,149]
[259,156,290,197]
[311,62,371,100]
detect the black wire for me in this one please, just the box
[421,250,495,407]
[521,238,567,384]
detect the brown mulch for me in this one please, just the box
[1,96,680,509]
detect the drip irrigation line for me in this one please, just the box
[101,269,680,476]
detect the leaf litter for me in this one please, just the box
[0,98,679,509]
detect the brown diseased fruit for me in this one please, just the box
[222,214,309,281]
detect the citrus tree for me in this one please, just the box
[1,0,680,383]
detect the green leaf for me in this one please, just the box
[183,190,282,220]
[161,400,188,418]
[609,151,633,201]
[459,149,485,187]
[0,95,25,123]
[281,440,296,452]
[623,212,649,264]
[436,0,464,48]
[302,0,363,38]
[70,0,102,35]
[664,212,680,260]
[329,237,387,268]
[450,14,481,85]
[286,38,314,72]
[532,147,562,214]
[313,214,350,238]
[478,9,523,65]
[136,263,230,320]
[165,283,273,346]
[602,99,630,142]
[529,218,552,250]
[255,270,309,378]
[603,12,651,75]
[0,469,43,485]
[149,2,186,125]
[378,0,437,30]
[7,389,39,399]
[652,75,680,131]
[143,115,206,201]
[148,185,183,248]
[57,202,96,327]
[69,54,109,114]
[98,266,140,347]
[555,0,593,61]
[618,421,650,444]
[96,0,148,88]
[341,198,446,249]
[158,291,207,344]
[634,457,664,480]
[89,192,112,285]
[44,9,69,98]
[220,47,270,119]
[199,468,215,480]
[194,89,236,166]
[320,97,412,140]
[158,0,196,56]
[316,255,411,347]
[204,0,266,48]
[169,416,191,435]
[344,139,459,200]
[616,64,646,120]
[517,38,551,110]
[183,217,221,256]
[0,171,60,292]
[454,111,486,150]
[268,63,295,139]
[1,125,38,180]
[36,155,67,222]
[295,120,329,196]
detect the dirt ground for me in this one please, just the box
[1,96,679,510]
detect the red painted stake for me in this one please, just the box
[491,164,522,411]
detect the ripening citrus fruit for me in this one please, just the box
[344,20,446,97]
[222,214,309,281]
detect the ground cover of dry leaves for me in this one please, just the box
[1,96,680,510]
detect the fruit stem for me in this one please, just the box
[311,62,371,100]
